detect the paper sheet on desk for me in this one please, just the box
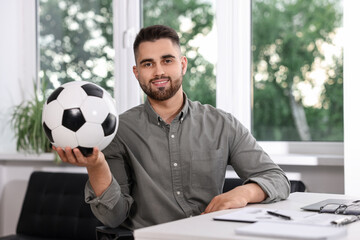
[235,222,347,240]
[213,207,346,226]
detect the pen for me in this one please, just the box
[266,210,292,220]
[331,216,360,226]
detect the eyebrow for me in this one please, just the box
[139,54,176,65]
[139,58,153,65]
[162,54,176,59]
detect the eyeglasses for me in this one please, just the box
[320,203,360,215]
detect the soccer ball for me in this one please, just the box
[42,81,118,156]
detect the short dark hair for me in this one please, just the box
[133,25,180,60]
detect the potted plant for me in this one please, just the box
[10,82,53,155]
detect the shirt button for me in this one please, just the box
[176,191,181,195]
[171,134,175,138]
[173,163,178,167]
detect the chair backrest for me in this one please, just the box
[222,178,244,193]
[16,171,101,240]
[223,178,306,193]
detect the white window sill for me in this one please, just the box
[0,153,55,162]
[226,153,343,181]
[0,152,344,167]
[270,154,344,166]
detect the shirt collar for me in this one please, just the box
[144,92,189,125]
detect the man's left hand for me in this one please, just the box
[202,183,267,214]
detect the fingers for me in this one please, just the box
[71,148,87,165]
[54,146,80,165]
[52,145,101,167]
[203,195,231,214]
[202,189,249,214]
[52,145,69,163]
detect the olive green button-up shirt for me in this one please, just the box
[85,95,290,230]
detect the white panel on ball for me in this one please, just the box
[76,123,104,148]
[81,97,110,123]
[52,126,78,148]
[103,93,117,115]
[42,100,63,130]
[98,134,116,151]
[57,85,88,109]
[62,81,87,88]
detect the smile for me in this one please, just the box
[151,79,169,87]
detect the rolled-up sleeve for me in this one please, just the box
[228,115,290,203]
[85,176,121,210]
[84,176,134,228]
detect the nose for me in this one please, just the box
[154,64,165,77]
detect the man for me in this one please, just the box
[54,25,290,230]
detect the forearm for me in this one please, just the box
[238,182,267,203]
[86,158,112,197]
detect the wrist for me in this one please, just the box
[86,156,112,197]
[86,151,106,170]
[241,183,267,203]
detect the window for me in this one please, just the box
[38,0,141,114]
[251,0,343,142]
[38,0,115,94]
[142,0,217,106]
[216,0,343,156]
[141,0,342,144]
[36,0,343,154]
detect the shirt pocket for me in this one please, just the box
[190,149,226,190]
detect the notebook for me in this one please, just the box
[213,207,315,223]
[214,207,346,226]
[301,199,359,211]
[235,221,347,240]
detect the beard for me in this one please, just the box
[139,74,183,101]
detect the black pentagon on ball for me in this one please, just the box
[81,83,103,98]
[77,146,94,157]
[47,87,64,104]
[102,113,117,136]
[42,122,54,143]
[62,108,86,132]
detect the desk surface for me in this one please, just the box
[134,192,360,240]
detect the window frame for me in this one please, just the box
[36,0,142,114]
[113,0,142,114]
[215,0,343,158]
[10,0,343,158]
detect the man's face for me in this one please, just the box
[133,38,187,101]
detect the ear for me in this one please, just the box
[133,65,139,80]
[181,56,188,75]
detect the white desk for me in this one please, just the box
[134,192,360,240]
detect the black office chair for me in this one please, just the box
[222,178,306,193]
[0,171,102,240]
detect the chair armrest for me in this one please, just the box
[96,226,133,240]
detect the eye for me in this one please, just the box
[164,59,173,64]
[142,62,152,68]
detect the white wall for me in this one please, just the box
[0,0,21,153]
[0,0,36,154]
[344,1,360,196]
